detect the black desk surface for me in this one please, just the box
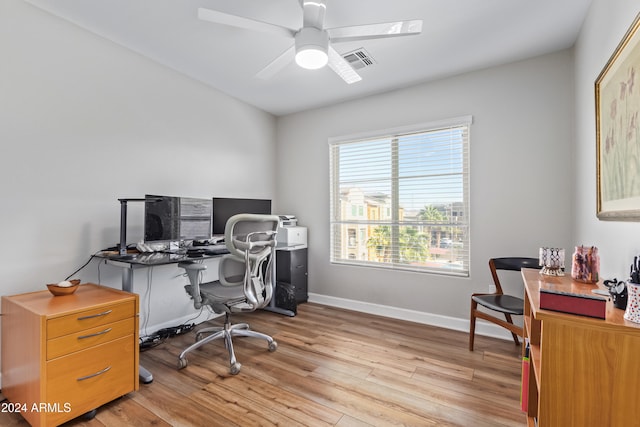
[98,251,224,266]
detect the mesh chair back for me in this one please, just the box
[221,214,280,310]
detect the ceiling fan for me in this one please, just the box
[197,0,423,84]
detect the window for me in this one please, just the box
[329,116,471,276]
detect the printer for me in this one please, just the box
[276,215,307,248]
[278,215,298,227]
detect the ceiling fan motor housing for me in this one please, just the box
[295,27,329,69]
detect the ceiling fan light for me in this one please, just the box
[295,27,329,70]
[295,47,328,69]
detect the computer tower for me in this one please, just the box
[276,247,308,304]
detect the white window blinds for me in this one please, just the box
[329,117,471,276]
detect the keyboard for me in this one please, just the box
[204,247,230,255]
[187,245,229,256]
[202,244,227,251]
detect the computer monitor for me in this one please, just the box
[144,195,180,243]
[212,197,272,235]
[178,197,213,241]
[144,195,213,243]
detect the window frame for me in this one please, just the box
[329,116,472,277]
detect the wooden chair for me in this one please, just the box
[469,257,539,351]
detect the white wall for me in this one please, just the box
[0,1,277,333]
[574,0,640,278]
[276,51,574,334]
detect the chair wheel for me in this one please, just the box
[268,341,278,352]
[177,357,188,370]
[82,409,97,420]
[230,362,241,375]
[195,332,204,342]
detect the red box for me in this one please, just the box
[539,288,606,319]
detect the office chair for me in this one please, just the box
[469,257,539,351]
[177,214,280,374]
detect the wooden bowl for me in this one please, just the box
[47,279,81,296]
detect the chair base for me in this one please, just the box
[177,313,277,375]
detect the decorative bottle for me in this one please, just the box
[571,246,599,283]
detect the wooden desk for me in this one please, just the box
[522,268,640,426]
[1,284,139,426]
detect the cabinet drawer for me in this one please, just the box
[46,335,136,425]
[47,300,135,339]
[47,317,135,360]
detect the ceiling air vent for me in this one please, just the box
[342,48,375,70]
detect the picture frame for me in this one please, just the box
[596,13,640,220]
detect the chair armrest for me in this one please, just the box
[178,262,207,309]
[178,262,207,271]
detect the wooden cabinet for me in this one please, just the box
[522,269,640,426]
[1,283,139,426]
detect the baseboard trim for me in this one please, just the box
[307,293,515,341]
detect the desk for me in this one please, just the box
[100,251,223,293]
[521,268,640,426]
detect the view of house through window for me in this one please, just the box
[329,117,471,276]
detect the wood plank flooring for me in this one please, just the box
[1,303,526,426]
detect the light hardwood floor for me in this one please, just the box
[1,303,526,426]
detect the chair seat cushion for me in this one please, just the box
[200,281,244,301]
[472,294,524,315]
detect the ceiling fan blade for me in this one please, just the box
[198,8,296,39]
[255,45,296,80]
[328,46,362,84]
[301,0,327,29]
[327,20,423,43]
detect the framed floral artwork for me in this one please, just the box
[596,13,640,220]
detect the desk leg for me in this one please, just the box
[139,365,153,384]
[122,267,134,293]
[263,306,296,317]
[121,266,154,384]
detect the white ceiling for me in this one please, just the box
[24,0,592,116]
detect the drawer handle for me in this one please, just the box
[77,366,111,381]
[78,328,112,340]
[77,310,113,321]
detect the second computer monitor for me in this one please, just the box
[179,197,213,241]
[212,197,272,235]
